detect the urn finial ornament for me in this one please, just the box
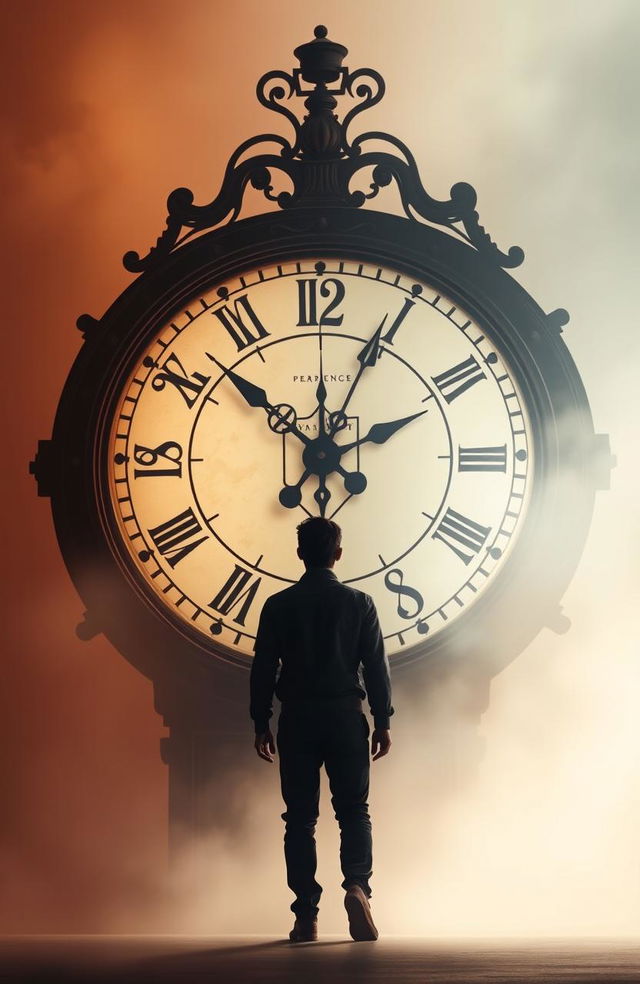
[294,25,348,85]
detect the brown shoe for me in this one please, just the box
[344,885,379,941]
[289,915,318,942]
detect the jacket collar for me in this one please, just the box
[299,567,339,582]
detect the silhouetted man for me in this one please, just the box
[250,517,393,943]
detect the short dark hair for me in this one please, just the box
[297,517,342,567]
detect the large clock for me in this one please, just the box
[31,26,610,840]
[106,256,533,669]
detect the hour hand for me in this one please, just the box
[340,409,427,454]
[211,356,310,445]
[208,356,269,409]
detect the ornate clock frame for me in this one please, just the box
[30,27,612,846]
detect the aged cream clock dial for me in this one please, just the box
[108,258,532,664]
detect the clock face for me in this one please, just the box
[106,258,533,665]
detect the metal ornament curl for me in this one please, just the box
[123,25,523,274]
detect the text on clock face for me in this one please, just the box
[292,374,353,383]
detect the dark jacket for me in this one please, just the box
[250,566,394,734]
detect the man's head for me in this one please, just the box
[296,517,343,569]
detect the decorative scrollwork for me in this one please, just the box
[256,71,301,157]
[250,166,277,202]
[342,68,386,155]
[123,137,295,272]
[125,25,523,273]
[348,141,524,268]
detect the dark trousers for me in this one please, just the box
[277,702,372,918]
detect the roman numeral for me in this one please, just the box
[147,508,208,568]
[432,355,486,403]
[297,278,345,326]
[212,295,269,350]
[380,296,416,344]
[458,444,507,472]
[152,353,210,408]
[432,508,491,564]
[209,564,262,626]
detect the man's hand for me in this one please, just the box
[254,730,276,763]
[371,728,391,761]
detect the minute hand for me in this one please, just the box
[339,410,427,454]
[328,318,385,438]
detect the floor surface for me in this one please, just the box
[1,936,640,983]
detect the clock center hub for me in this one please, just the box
[302,435,342,476]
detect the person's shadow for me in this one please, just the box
[131,936,367,983]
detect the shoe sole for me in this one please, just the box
[344,890,379,941]
[289,923,318,943]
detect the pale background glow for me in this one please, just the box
[1,0,638,935]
